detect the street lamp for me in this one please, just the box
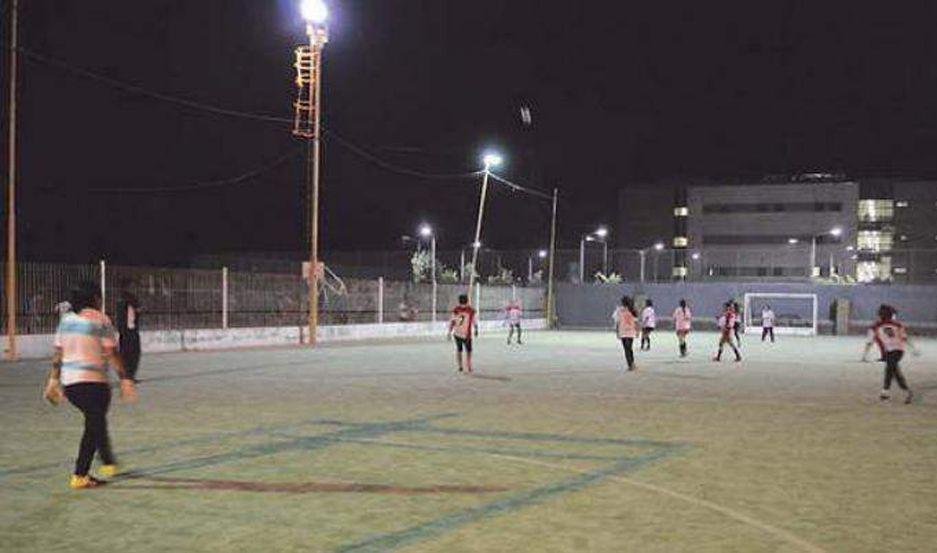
[810,227,843,279]
[418,223,437,322]
[579,226,609,283]
[528,249,548,282]
[292,0,329,346]
[468,152,502,303]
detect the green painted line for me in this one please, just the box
[336,447,684,553]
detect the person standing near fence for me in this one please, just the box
[117,286,142,382]
[504,300,523,345]
[761,304,776,343]
[42,281,138,489]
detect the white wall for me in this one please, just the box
[2,319,547,361]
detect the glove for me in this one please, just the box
[43,378,64,406]
[119,379,139,404]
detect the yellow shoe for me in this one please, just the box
[70,475,106,489]
[99,464,119,478]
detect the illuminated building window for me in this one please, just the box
[893,267,908,274]
[896,200,909,208]
[672,266,688,277]
[857,199,894,222]
[673,206,689,217]
[857,230,894,252]
[673,236,688,248]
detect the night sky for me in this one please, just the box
[3,0,936,265]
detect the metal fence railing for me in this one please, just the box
[0,261,546,335]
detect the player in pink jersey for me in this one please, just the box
[504,300,523,345]
[612,296,639,371]
[872,305,919,403]
[448,294,479,373]
[713,302,742,363]
[672,299,692,357]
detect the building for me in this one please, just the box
[617,175,937,283]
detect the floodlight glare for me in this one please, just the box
[418,224,433,238]
[300,0,328,24]
[482,152,503,169]
[691,252,701,260]
[654,242,665,251]
[594,227,609,238]
[472,241,482,249]
[538,249,548,259]
[830,227,843,237]
[788,238,800,244]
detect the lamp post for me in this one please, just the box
[418,224,437,322]
[578,226,608,283]
[809,227,842,279]
[292,0,329,346]
[5,0,19,360]
[467,152,502,304]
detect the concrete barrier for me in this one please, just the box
[2,318,547,361]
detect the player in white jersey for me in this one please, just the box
[639,299,656,351]
[760,304,776,343]
[871,305,918,403]
[504,300,523,345]
[672,299,692,357]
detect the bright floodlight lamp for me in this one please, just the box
[472,241,482,249]
[788,238,799,244]
[691,252,701,260]
[654,242,665,251]
[594,227,609,238]
[482,152,503,170]
[538,249,548,258]
[300,0,328,24]
[418,224,433,238]
[830,227,843,237]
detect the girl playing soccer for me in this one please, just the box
[713,302,742,363]
[871,304,918,404]
[673,299,692,357]
[43,281,138,489]
[639,299,656,351]
[612,296,639,371]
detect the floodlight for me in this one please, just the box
[300,0,328,24]
[482,152,503,169]
[418,224,433,238]
[538,249,548,258]
[830,227,843,237]
[654,242,665,251]
[788,238,799,244]
[594,227,609,238]
[691,252,701,260]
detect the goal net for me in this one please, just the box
[742,293,818,336]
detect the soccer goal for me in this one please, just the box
[743,293,818,336]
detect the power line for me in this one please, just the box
[19,47,293,124]
[487,172,554,201]
[88,148,301,194]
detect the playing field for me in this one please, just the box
[2,330,935,552]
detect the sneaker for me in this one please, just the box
[99,464,120,478]
[70,475,107,489]
[904,392,914,405]
[879,392,891,402]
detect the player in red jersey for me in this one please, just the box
[713,302,742,363]
[448,294,479,373]
[872,305,918,403]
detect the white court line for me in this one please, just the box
[341,436,828,553]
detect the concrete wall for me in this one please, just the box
[556,281,937,331]
[2,318,547,361]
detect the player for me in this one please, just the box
[448,294,479,373]
[117,287,142,382]
[504,299,523,345]
[713,302,742,363]
[612,296,639,371]
[732,300,743,347]
[639,299,656,351]
[42,281,138,489]
[872,305,918,403]
[761,304,776,343]
[673,299,692,357]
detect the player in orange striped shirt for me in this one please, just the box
[43,281,138,489]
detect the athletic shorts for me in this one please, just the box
[454,337,472,353]
[676,329,690,337]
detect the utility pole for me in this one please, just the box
[5,0,20,360]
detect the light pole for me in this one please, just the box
[5,0,19,360]
[578,226,608,283]
[809,227,842,278]
[292,0,329,346]
[467,152,502,304]
[418,224,437,322]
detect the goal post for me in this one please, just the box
[742,293,818,336]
